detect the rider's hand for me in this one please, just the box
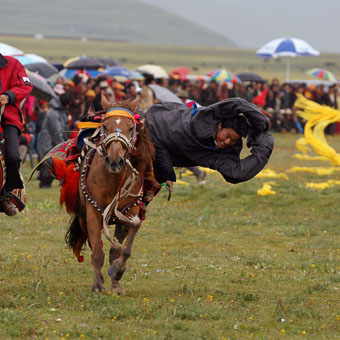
[0,95,9,105]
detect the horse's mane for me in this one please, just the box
[110,100,155,170]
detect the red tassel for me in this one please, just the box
[53,158,67,180]
[60,163,80,214]
[78,255,84,263]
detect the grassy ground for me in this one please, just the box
[2,35,340,81]
[0,133,340,339]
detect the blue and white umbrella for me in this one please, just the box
[101,66,132,78]
[256,37,320,80]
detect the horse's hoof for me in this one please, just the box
[91,284,105,292]
[111,283,125,296]
[108,264,124,281]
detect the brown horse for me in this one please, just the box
[65,97,155,294]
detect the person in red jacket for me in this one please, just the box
[0,53,32,216]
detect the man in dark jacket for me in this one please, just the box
[0,53,32,216]
[37,93,71,188]
[144,98,274,185]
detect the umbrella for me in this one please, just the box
[66,57,105,70]
[207,68,240,83]
[63,56,79,67]
[58,68,100,80]
[0,43,23,56]
[306,68,338,83]
[149,84,182,103]
[137,64,169,79]
[25,53,48,63]
[185,75,210,82]
[169,67,190,80]
[95,57,120,67]
[101,66,132,78]
[27,72,57,101]
[256,37,320,81]
[237,72,264,82]
[26,62,59,78]
[129,70,144,80]
[15,55,36,66]
[15,54,49,66]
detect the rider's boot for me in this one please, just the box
[0,196,17,216]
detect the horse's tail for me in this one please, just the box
[65,216,87,263]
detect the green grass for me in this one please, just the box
[1,133,340,339]
[2,35,340,81]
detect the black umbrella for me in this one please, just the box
[26,62,58,78]
[66,57,105,70]
[28,73,57,101]
[52,63,64,71]
[237,72,264,82]
[95,57,120,67]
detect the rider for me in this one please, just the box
[0,53,32,216]
[143,97,274,187]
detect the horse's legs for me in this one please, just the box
[72,217,88,260]
[108,219,140,294]
[108,224,129,295]
[109,224,128,265]
[86,204,105,291]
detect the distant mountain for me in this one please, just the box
[0,0,235,47]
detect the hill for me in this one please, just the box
[0,0,235,47]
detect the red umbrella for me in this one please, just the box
[169,67,190,80]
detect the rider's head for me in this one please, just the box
[215,115,248,149]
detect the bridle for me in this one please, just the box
[96,108,137,161]
[82,107,139,162]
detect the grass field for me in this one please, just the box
[1,133,340,339]
[2,35,340,82]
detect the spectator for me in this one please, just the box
[37,93,72,188]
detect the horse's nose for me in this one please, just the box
[106,156,125,173]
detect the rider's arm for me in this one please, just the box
[3,61,32,105]
[211,97,270,133]
[214,131,274,184]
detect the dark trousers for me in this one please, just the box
[2,125,23,192]
[187,166,203,178]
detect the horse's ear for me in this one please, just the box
[130,96,140,113]
[101,92,111,112]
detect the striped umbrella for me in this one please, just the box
[207,68,240,83]
[256,37,320,81]
[306,68,338,83]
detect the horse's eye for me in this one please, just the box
[129,127,134,133]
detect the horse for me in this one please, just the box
[64,96,155,294]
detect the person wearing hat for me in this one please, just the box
[0,53,32,216]
[84,89,96,117]
[144,98,274,188]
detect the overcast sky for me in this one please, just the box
[141,0,339,53]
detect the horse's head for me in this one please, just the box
[100,95,140,174]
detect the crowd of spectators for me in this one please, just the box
[21,72,340,173]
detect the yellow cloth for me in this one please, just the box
[257,182,276,196]
[306,180,340,190]
[256,168,289,180]
[288,166,340,176]
[295,95,340,165]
